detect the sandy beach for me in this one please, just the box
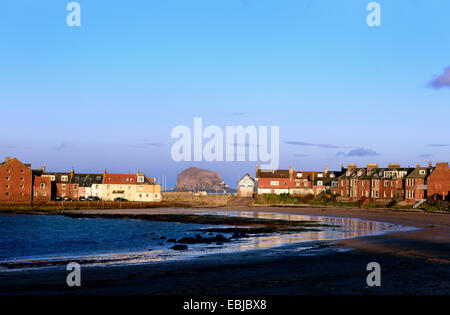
[0,205,449,295]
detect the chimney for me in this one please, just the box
[388,163,400,169]
[429,161,433,168]
[324,166,328,176]
[348,163,357,170]
[103,170,107,177]
[70,168,74,177]
[4,157,11,163]
[367,163,378,170]
[289,165,293,180]
[255,164,259,178]
[416,164,420,168]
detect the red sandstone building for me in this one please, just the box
[0,157,33,203]
[427,162,450,200]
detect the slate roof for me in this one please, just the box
[257,170,290,179]
[71,174,103,187]
[406,168,431,179]
[42,172,72,183]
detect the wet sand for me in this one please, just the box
[1,205,449,294]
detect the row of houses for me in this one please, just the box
[0,157,162,203]
[238,162,450,205]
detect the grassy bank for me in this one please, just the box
[254,193,449,212]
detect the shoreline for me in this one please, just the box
[0,205,449,294]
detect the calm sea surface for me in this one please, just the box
[0,211,416,271]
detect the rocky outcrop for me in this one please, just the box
[175,167,226,192]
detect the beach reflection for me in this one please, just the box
[0,211,416,271]
[198,211,414,252]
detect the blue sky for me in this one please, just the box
[1,0,449,188]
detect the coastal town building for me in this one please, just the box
[102,171,162,202]
[32,175,51,201]
[404,165,430,203]
[237,173,255,197]
[0,157,33,203]
[427,162,450,200]
[0,157,161,203]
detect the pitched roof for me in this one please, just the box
[103,174,137,185]
[407,167,431,179]
[42,172,72,183]
[239,173,255,183]
[71,174,103,187]
[257,169,290,179]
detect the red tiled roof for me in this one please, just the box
[103,174,137,185]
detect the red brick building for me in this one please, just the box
[32,175,52,201]
[427,162,450,200]
[0,157,33,203]
[405,165,430,203]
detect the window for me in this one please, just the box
[6,192,9,196]
[61,176,68,182]
[62,184,66,189]
[270,181,279,186]
[317,181,323,186]
[43,192,47,196]
[6,169,10,173]
[6,185,9,189]
[6,177,10,181]
[34,192,38,196]
[20,185,24,189]
[317,173,323,178]
[419,170,426,175]
[384,181,389,187]
[146,194,149,197]
[21,170,24,173]
[40,183,45,189]
[139,194,142,198]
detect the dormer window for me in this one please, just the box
[318,173,323,178]
[297,173,302,178]
[419,170,426,175]
[137,176,144,183]
[330,174,335,178]
[61,176,68,182]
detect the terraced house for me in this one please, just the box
[102,171,161,202]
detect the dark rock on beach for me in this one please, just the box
[171,245,188,251]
